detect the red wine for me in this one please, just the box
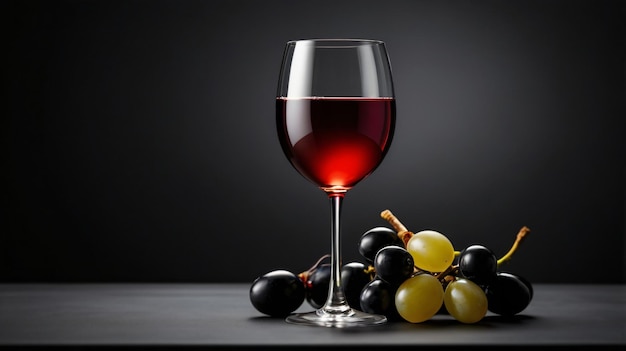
[277,97,395,193]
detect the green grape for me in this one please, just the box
[406,230,455,273]
[395,273,444,323]
[443,278,488,324]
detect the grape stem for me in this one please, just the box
[297,254,377,282]
[381,209,531,270]
[297,254,330,282]
[497,226,531,267]
[435,264,459,283]
[364,265,376,280]
[380,209,414,246]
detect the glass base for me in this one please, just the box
[286,308,387,328]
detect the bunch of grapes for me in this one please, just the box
[361,210,533,324]
[249,209,533,324]
[248,255,374,318]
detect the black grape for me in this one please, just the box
[485,272,531,316]
[305,262,373,310]
[358,227,404,263]
[374,246,414,286]
[304,264,330,309]
[249,270,305,317]
[516,272,534,301]
[341,262,373,311]
[458,244,498,286]
[359,278,402,321]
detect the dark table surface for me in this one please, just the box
[0,283,624,349]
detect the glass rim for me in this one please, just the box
[286,38,385,46]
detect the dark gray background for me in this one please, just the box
[4,0,624,284]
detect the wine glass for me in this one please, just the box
[276,39,396,327]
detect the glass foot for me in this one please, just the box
[286,308,387,328]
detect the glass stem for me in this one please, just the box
[322,193,352,314]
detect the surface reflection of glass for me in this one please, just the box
[276,39,396,327]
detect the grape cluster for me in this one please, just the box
[249,256,375,317]
[249,209,533,324]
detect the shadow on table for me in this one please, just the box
[247,313,538,333]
